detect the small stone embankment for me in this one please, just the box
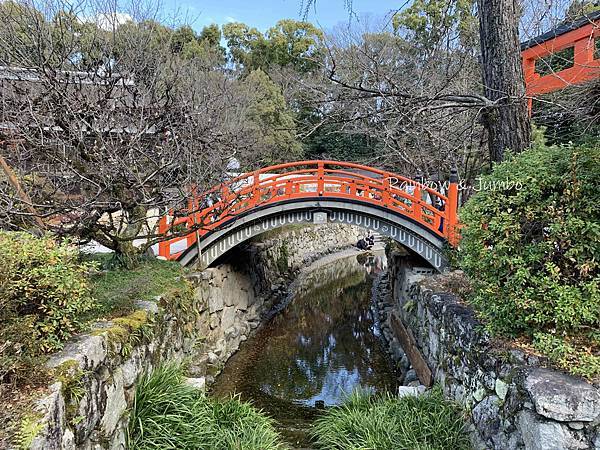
[24,224,360,450]
[384,247,600,450]
[372,271,424,388]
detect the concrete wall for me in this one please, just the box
[24,224,360,450]
[386,249,600,450]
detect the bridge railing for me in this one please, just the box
[157,161,459,260]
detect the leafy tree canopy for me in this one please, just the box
[0,2,226,70]
[223,19,324,73]
[243,68,304,163]
[565,0,600,20]
[392,0,478,50]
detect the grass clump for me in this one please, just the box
[310,388,471,450]
[128,364,285,450]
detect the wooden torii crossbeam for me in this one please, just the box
[521,11,600,108]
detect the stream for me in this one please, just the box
[210,250,401,448]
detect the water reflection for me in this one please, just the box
[210,251,398,445]
[256,266,392,406]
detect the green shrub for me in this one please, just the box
[532,332,600,380]
[310,388,471,450]
[0,232,96,382]
[128,364,285,450]
[458,143,600,378]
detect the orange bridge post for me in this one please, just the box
[447,168,460,247]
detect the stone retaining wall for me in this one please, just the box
[25,224,360,450]
[387,249,600,450]
[243,224,361,289]
[372,271,419,386]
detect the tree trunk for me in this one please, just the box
[478,0,531,163]
[113,240,144,269]
[91,205,148,268]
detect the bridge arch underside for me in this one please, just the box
[178,200,448,271]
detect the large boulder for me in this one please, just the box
[519,410,588,450]
[524,368,600,422]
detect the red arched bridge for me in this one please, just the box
[157,161,459,271]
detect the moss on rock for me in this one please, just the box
[53,359,87,419]
[93,309,154,357]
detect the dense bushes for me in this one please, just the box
[458,142,600,378]
[0,232,96,383]
[310,388,470,449]
[128,364,285,450]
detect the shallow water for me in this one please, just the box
[210,251,399,448]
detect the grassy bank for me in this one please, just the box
[128,365,285,450]
[86,255,187,320]
[311,388,471,450]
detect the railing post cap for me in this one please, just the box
[449,167,459,183]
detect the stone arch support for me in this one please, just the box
[178,200,448,271]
